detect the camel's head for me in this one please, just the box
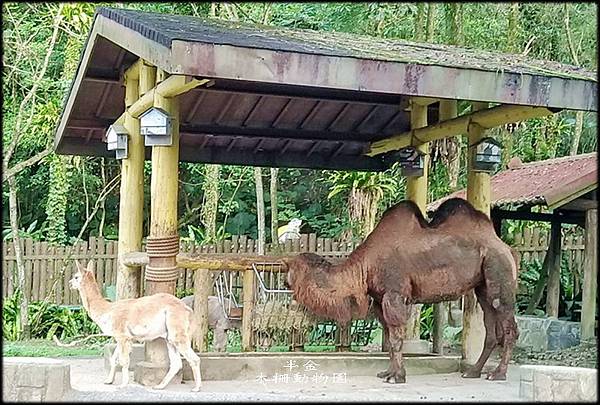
[282,253,366,323]
[70,261,95,290]
[283,253,331,292]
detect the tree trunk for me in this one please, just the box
[200,164,221,242]
[98,157,106,237]
[8,175,30,339]
[414,3,425,41]
[506,3,520,53]
[254,167,266,255]
[426,3,436,42]
[270,168,279,244]
[447,3,463,46]
[570,111,584,155]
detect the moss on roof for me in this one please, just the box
[98,7,596,82]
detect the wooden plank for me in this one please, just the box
[24,239,34,302]
[300,234,308,253]
[232,235,239,254]
[316,237,324,253]
[38,242,48,301]
[308,233,317,252]
[31,242,42,301]
[55,245,65,305]
[239,235,247,254]
[581,209,597,341]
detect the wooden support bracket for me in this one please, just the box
[367,104,554,156]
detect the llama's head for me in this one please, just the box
[69,261,95,290]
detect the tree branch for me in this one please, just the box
[3,4,64,170]
[2,148,52,183]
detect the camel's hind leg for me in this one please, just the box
[105,343,120,384]
[486,313,518,380]
[378,291,411,383]
[462,286,498,378]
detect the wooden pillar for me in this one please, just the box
[192,269,211,352]
[135,68,182,387]
[404,99,430,342]
[545,220,563,318]
[462,101,489,366]
[580,208,597,341]
[241,268,255,351]
[432,100,458,354]
[116,61,143,300]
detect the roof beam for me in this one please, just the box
[366,104,555,156]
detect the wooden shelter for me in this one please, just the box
[428,153,598,342]
[54,7,597,385]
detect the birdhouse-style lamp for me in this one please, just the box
[140,107,173,146]
[106,124,129,160]
[396,146,425,177]
[472,137,502,172]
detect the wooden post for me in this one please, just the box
[241,268,255,351]
[405,98,429,342]
[135,68,182,387]
[116,61,144,300]
[462,101,489,366]
[580,208,597,341]
[545,220,562,318]
[432,99,458,354]
[192,268,211,352]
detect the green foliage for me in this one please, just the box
[2,291,100,341]
[419,304,435,341]
[2,2,597,246]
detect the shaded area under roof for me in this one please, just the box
[54,7,598,171]
[427,152,598,213]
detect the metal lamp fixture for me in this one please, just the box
[106,124,129,160]
[472,137,502,172]
[395,146,425,177]
[140,107,173,146]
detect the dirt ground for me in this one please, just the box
[62,357,523,402]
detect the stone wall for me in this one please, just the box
[520,365,597,401]
[516,315,580,351]
[3,357,71,401]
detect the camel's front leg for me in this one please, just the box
[378,292,410,384]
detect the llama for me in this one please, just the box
[69,261,202,391]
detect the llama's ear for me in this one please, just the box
[75,260,84,274]
[86,261,94,273]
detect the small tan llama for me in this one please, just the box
[69,261,202,391]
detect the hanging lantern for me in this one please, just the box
[472,137,502,172]
[394,146,425,177]
[106,124,129,160]
[140,107,173,146]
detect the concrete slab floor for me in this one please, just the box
[61,357,523,402]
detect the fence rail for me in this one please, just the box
[2,228,586,305]
[2,235,363,305]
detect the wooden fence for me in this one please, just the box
[2,229,586,305]
[2,234,362,305]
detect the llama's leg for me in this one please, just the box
[105,343,120,384]
[462,287,498,378]
[153,341,183,390]
[486,313,518,380]
[118,340,132,387]
[378,291,410,383]
[177,343,202,392]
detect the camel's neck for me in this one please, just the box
[78,280,112,321]
[340,245,370,291]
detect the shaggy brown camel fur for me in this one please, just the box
[284,197,519,384]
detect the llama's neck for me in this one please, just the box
[79,280,112,321]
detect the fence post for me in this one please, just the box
[192,268,211,352]
[241,268,255,351]
[581,209,597,341]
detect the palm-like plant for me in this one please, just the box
[324,171,399,238]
